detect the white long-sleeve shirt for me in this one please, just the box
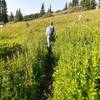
[46,25,56,38]
[46,25,56,47]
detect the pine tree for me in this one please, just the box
[80,0,91,9]
[40,3,45,16]
[69,2,73,7]
[90,0,96,9]
[72,0,79,6]
[15,10,19,21]
[15,9,23,22]
[47,5,52,13]
[0,0,8,23]
[63,2,68,10]
[10,12,14,21]
[18,9,23,21]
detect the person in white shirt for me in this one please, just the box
[46,22,56,48]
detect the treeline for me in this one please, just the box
[0,0,100,23]
[8,3,53,22]
[0,0,8,23]
[62,0,100,13]
[8,0,100,22]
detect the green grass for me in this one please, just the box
[0,9,100,100]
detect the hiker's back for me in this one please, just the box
[49,26,54,36]
[46,22,56,48]
[49,26,55,41]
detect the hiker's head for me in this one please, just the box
[50,22,53,26]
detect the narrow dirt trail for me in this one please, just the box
[37,52,59,100]
[41,54,55,100]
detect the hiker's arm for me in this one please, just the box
[45,28,48,38]
[46,27,49,37]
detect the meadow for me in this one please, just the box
[0,10,100,100]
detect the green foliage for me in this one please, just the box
[0,21,47,99]
[72,0,79,6]
[15,9,23,22]
[40,3,45,16]
[80,0,91,9]
[63,2,68,10]
[69,2,73,7]
[24,13,40,21]
[0,0,8,23]
[67,6,82,13]
[0,10,100,100]
[42,13,54,18]
[90,0,96,9]
[9,12,14,22]
[47,5,53,13]
[50,10,100,100]
[0,44,23,61]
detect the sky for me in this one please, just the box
[6,0,99,15]
[6,0,72,15]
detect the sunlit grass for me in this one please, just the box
[0,9,100,99]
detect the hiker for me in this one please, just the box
[45,22,56,51]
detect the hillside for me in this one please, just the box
[0,9,100,100]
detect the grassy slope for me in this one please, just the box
[51,10,100,100]
[1,10,100,45]
[0,9,100,99]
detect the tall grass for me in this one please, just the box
[0,10,100,100]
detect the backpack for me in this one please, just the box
[49,26,55,41]
[49,26,54,37]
